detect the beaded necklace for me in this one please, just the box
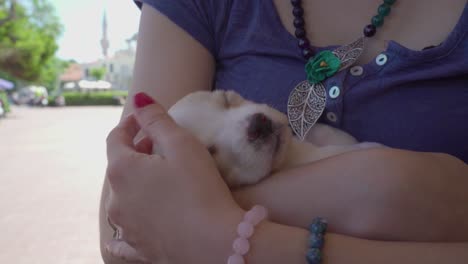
[287,0,396,140]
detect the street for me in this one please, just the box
[0,106,123,263]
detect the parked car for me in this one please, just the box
[15,86,49,106]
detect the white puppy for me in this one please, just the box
[107,90,381,261]
[168,90,380,187]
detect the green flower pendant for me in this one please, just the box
[305,50,341,84]
[287,37,366,140]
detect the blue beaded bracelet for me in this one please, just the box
[306,217,328,264]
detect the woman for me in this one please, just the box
[100,0,468,263]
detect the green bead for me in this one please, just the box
[371,15,384,27]
[384,0,396,5]
[378,4,391,16]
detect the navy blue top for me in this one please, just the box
[135,0,468,162]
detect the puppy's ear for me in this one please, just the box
[225,90,244,108]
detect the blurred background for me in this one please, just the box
[0,0,140,262]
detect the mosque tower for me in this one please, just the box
[100,11,110,58]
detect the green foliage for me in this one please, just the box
[58,91,128,106]
[0,91,10,113]
[39,57,70,92]
[0,0,64,88]
[89,67,107,80]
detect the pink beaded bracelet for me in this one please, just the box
[227,205,268,264]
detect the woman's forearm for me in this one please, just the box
[323,233,468,264]
[234,148,468,241]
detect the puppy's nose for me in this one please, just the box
[247,113,273,141]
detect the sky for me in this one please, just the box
[50,0,141,63]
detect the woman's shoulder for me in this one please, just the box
[133,0,269,57]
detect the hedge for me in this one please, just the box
[0,91,10,113]
[53,91,128,106]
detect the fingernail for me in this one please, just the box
[134,92,155,108]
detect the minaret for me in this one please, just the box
[100,11,109,58]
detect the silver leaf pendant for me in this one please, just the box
[287,37,366,140]
[333,36,365,71]
[287,81,326,141]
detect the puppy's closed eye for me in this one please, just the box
[208,145,217,155]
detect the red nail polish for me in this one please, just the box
[134,92,155,108]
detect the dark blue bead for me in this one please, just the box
[309,218,328,234]
[292,6,304,17]
[309,233,324,249]
[306,248,322,264]
[291,0,301,7]
[311,217,327,227]
[298,38,310,49]
[293,17,305,28]
[295,28,306,38]
[311,222,327,234]
[363,24,377,37]
[302,48,312,59]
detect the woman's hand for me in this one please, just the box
[105,93,244,263]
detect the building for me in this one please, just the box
[59,63,82,90]
[101,33,137,90]
[101,12,110,58]
[60,63,83,83]
[81,12,137,91]
[60,63,113,91]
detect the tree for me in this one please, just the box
[0,0,64,90]
[0,0,15,27]
[90,67,107,80]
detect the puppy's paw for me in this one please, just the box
[106,239,151,263]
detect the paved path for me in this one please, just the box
[0,106,123,264]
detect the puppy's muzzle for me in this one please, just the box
[247,113,273,141]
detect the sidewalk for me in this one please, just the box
[0,106,123,264]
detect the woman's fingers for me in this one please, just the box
[106,114,148,191]
[106,114,139,159]
[135,136,153,154]
[133,92,192,159]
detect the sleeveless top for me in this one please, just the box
[134,0,468,163]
